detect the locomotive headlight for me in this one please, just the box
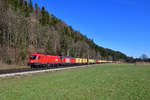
[55,59,58,62]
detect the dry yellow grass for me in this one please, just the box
[135,62,150,66]
[0,64,29,70]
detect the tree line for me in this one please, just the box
[0,0,131,65]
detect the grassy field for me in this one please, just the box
[0,64,150,100]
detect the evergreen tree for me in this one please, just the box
[40,6,46,25]
[35,2,38,12]
[13,0,18,10]
[18,0,24,9]
[35,2,39,19]
[24,0,29,17]
[29,0,33,12]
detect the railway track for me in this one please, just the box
[0,64,96,78]
[0,65,73,75]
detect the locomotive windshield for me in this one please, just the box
[30,55,37,60]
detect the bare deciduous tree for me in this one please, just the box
[140,54,148,60]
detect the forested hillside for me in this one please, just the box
[0,0,128,65]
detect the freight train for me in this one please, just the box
[28,54,113,68]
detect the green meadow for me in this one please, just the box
[0,64,150,100]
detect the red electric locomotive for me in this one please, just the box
[28,54,61,68]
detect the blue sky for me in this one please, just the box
[32,0,150,58]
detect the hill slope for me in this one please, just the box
[0,0,128,65]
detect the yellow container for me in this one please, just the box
[99,60,104,63]
[101,60,105,63]
[75,58,80,63]
[82,58,88,63]
[89,59,94,63]
[75,58,82,64]
[79,58,82,63]
[98,60,102,63]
